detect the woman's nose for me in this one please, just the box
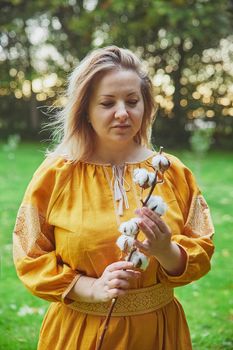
[114,103,129,121]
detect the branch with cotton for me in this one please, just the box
[133,168,155,189]
[142,147,170,207]
[133,148,170,192]
[116,195,168,269]
[128,250,149,270]
[116,147,170,272]
[97,147,170,350]
[146,195,168,216]
[116,217,149,269]
[118,218,140,236]
[116,235,134,254]
[116,218,140,254]
[151,153,170,173]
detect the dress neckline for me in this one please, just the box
[80,152,156,167]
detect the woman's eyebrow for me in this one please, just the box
[99,92,139,97]
[127,92,139,96]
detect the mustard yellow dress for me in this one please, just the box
[13,153,214,350]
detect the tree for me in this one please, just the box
[0,0,232,147]
[0,0,97,137]
[90,0,233,146]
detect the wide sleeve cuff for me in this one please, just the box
[158,243,189,284]
[61,274,83,305]
[158,235,214,287]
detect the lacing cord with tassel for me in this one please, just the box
[103,165,130,220]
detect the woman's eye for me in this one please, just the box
[100,102,114,107]
[127,100,138,106]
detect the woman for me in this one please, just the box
[13,46,214,349]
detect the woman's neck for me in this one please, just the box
[88,142,153,165]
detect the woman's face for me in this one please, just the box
[88,69,144,147]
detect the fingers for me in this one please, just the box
[103,262,141,298]
[106,261,135,273]
[108,288,127,299]
[142,207,170,233]
[133,239,150,254]
[107,278,130,290]
[138,217,158,240]
[106,269,141,288]
[96,261,142,302]
[136,207,170,235]
[111,269,141,280]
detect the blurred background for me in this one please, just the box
[0,1,233,349]
[0,0,233,150]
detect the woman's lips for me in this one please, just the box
[112,125,130,128]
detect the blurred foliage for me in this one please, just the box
[0,0,233,148]
[190,128,214,154]
[187,119,215,154]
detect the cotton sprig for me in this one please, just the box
[116,195,168,268]
[127,250,149,270]
[133,168,156,189]
[146,195,168,216]
[116,235,134,253]
[97,147,170,350]
[117,217,149,270]
[151,153,170,173]
[141,147,170,207]
[118,218,140,236]
[116,147,170,271]
[116,218,140,253]
[116,217,149,269]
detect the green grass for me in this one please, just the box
[173,151,233,350]
[0,143,232,349]
[0,143,47,350]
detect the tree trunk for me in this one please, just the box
[170,40,189,146]
[29,91,39,131]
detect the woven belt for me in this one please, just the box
[66,283,174,316]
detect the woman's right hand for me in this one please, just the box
[90,261,141,302]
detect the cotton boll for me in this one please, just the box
[129,250,149,270]
[146,195,168,216]
[118,218,140,237]
[129,218,141,236]
[133,168,149,187]
[147,172,156,186]
[139,253,149,270]
[116,235,134,253]
[133,168,155,189]
[152,154,170,172]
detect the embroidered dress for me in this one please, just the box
[13,153,214,350]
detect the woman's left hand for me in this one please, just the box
[134,206,172,258]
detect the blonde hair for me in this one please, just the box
[48,46,156,162]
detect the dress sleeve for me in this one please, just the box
[157,156,215,287]
[13,157,80,303]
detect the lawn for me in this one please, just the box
[0,143,232,349]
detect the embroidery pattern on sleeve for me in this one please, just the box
[185,195,214,237]
[13,204,54,260]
